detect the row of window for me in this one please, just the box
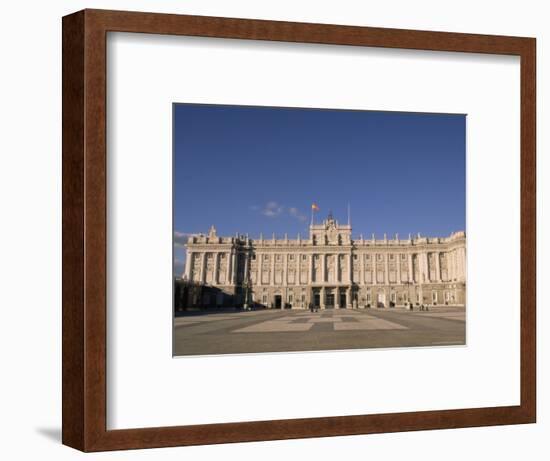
[251,253,413,262]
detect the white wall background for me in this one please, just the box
[0,0,546,459]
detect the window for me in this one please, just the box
[377,254,383,261]
[365,255,370,260]
[289,254,294,260]
[353,254,358,260]
[252,254,256,260]
[389,254,394,260]
[276,254,281,261]
[289,295,293,303]
[302,255,307,260]
[401,254,406,260]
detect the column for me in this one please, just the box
[454,250,461,280]
[226,251,232,285]
[451,251,456,281]
[335,286,340,309]
[283,253,288,286]
[271,254,276,285]
[462,247,467,280]
[294,253,302,284]
[347,286,352,308]
[360,253,365,285]
[200,252,207,283]
[397,254,402,284]
[310,254,314,283]
[373,255,378,285]
[321,254,326,283]
[458,247,462,281]
[320,286,326,309]
[184,251,193,279]
[417,252,423,283]
[384,253,389,285]
[422,251,430,282]
[459,247,466,281]
[408,253,414,283]
[257,254,262,285]
[232,251,238,284]
[348,253,353,283]
[435,252,441,282]
[213,252,219,284]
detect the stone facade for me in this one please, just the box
[182,213,466,309]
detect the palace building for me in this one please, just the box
[179,213,466,310]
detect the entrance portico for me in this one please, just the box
[312,286,351,309]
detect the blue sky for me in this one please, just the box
[173,104,465,274]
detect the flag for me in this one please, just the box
[311,203,319,211]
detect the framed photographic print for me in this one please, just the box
[62,9,536,451]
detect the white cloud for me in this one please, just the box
[260,201,284,217]
[174,231,194,248]
[251,201,308,222]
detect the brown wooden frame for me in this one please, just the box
[62,8,536,452]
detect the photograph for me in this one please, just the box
[173,103,466,356]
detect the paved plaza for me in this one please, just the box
[173,306,466,356]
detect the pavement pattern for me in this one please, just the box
[173,306,466,356]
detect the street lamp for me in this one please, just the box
[243,277,251,311]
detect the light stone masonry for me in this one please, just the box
[182,213,466,309]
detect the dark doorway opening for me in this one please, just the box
[274,295,282,309]
[326,293,335,308]
[340,293,347,308]
[314,294,320,308]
